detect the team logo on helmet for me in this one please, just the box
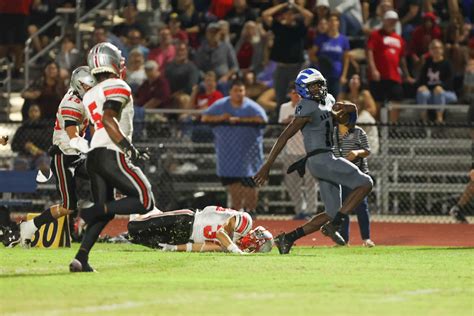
[295,68,328,103]
[87,42,124,78]
[70,66,96,98]
[239,226,274,253]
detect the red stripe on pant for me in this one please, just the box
[56,154,68,209]
[119,154,149,209]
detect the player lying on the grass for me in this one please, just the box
[254,68,373,254]
[128,206,273,254]
[19,66,96,247]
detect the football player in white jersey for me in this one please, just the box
[69,42,155,272]
[128,206,273,254]
[19,66,96,247]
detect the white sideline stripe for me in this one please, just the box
[4,293,295,315]
[380,289,440,302]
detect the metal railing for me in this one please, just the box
[75,0,115,49]
[24,16,65,90]
[0,58,13,115]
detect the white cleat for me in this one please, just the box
[19,221,37,248]
[363,239,375,248]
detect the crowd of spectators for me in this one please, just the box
[1,0,471,126]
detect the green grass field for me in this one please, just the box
[1,244,473,316]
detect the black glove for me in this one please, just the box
[119,138,150,162]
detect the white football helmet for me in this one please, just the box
[239,226,274,253]
[87,42,124,78]
[70,66,96,98]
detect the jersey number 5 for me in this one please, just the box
[203,225,222,239]
[87,102,104,129]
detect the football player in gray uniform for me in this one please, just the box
[254,68,373,254]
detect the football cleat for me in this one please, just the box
[69,259,97,273]
[449,206,468,224]
[321,223,346,246]
[19,221,37,248]
[274,233,294,255]
[2,226,20,248]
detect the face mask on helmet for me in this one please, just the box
[239,226,274,253]
[70,66,97,98]
[87,42,124,78]
[295,68,328,103]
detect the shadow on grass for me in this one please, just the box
[0,271,75,279]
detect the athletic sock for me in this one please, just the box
[331,212,345,227]
[33,208,55,228]
[285,227,306,243]
[80,204,105,223]
[105,197,147,215]
[75,247,89,264]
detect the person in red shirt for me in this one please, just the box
[192,71,224,110]
[135,60,171,109]
[367,10,414,121]
[148,27,176,73]
[409,12,442,66]
[0,0,32,73]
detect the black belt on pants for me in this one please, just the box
[286,148,332,178]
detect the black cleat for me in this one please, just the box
[449,206,468,224]
[69,259,97,273]
[274,233,294,255]
[321,223,346,246]
[1,226,20,248]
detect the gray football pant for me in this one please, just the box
[306,152,373,218]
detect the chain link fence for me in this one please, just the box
[0,106,472,222]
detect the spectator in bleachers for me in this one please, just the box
[135,60,171,109]
[235,21,266,73]
[339,74,379,154]
[126,48,147,94]
[243,70,276,112]
[201,79,268,212]
[217,20,232,45]
[21,61,67,121]
[0,0,31,75]
[194,23,239,87]
[167,12,189,44]
[165,41,200,99]
[262,2,313,111]
[463,39,474,103]
[11,104,51,173]
[55,36,82,81]
[409,12,442,69]
[445,14,470,96]
[314,0,330,22]
[92,25,127,59]
[126,28,149,59]
[363,0,401,35]
[224,0,258,45]
[111,2,148,42]
[191,71,224,110]
[311,13,350,96]
[174,0,204,49]
[367,10,414,122]
[416,39,457,123]
[148,27,176,73]
[279,83,318,219]
[397,0,422,40]
[305,1,329,49]
[327,0,364,36]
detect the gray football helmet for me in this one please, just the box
[70,66,96,97]
[87,42,124,77]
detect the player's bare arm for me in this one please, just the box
[201,113,231,123]
[170,241,223,252]
[254,116,310,186]
[216,216,244,254]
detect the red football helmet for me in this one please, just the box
[239,226,274,253]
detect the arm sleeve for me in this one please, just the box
[294,99,317,118]
[226,43,239,72]
[103,81,132,107]
[60,98,84,123]
[335,0,356,13]
[233,212,253,236]
[248,101,268,122]
[203,100,224,116]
